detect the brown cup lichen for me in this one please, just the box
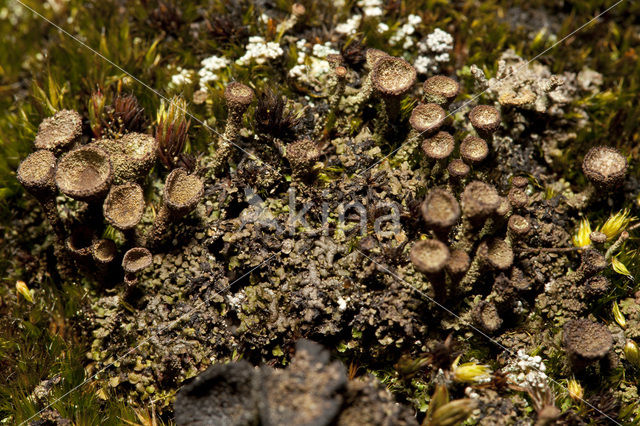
[461,181,500,223]
[66,225,96,262]
[94,132,158,184]
[92,238,117,267]
[421,188,460,236]
[55,145,113,202]
[372,56,417,98]
[17,150,65,240]
[478,238,514,271]
[460,136,489,164]
[122,246,153,286]
[507,187,529,210]
[410,239,450,300]
[446,249,470,278]
[447,159,470,180]
[422,131,455,161]
[365,48,389,69]
[511,176,528,189]
[507,214,531,241]
[576,249,607,280]
[423,75,459,107]
[563,318,613,371]
[371,56,417,123]
[409,103,446,136]
[34,109,83,154]
[146,168,204,248]
[472,300,503,333]
[286,139,321,180]
[468,105,501,139]
[103,182,145,233]
[581,146,627,190]
[210,82,255,172]
[584,275,610,299]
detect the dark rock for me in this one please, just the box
[337,375,418,426]
[259,340,347,426]
[174,360,259,426]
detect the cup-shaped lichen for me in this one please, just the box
[507,187,529,210]
[423,75,459,107]
[581,146,628,190]
[146,168,204,248]
[460,136,488,165]
[584,275,610,299]
[34,109,83,154]
[447,159,470,184]
[410,239,450,300]
[94,132,158,184]
[17,150,65,240]
[164,168,204,216]
[472,300,502,333]
[122,246,153,286]
[563,318,613,371]
[461,181,500,224]
[371,56,416,122]
[209,82,254,173]
[286,139,321,180]
[66,225,96,261]
[575,249,607,279]
[92,238,118,279]
[103,182,145,232]
[421,188,460,237]
[446,249,470,278]
[477,238,514,271]
[365,48,389,69]
[17,150,58,196]
[225,83,255,134]
[468,105,501,139]
[410,103,446,136]
[422,131,455,162]
[372,56,416,98]
[92,238,117,267]
[55,145,113,202]
[507,214,531,241]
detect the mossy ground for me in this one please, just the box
[1,0,640,424]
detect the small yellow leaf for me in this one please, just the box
[572,218,592,248]
[95,388,108,400]
[611,257,633,280]
[567,377,584,401]
[451,355,492,383]
[16,280,34,303]
[599,208,634,241]
[613,301,626,328]
[625,340,640,368]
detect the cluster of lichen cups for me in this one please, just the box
[558,145,628,374]
[17,108,204,288]
[365,47,631,349]
[321,47,520,329]
[18,46,630,377]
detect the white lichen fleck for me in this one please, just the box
[504,349,549,390]
[198,55,230,90]
[236,36,284,66]
[336,15,362,35]
[415,28,454,74]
